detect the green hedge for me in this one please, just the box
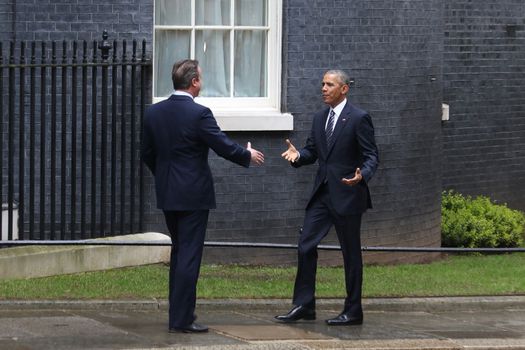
[441,190,525,248]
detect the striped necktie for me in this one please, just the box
[325,109,335,147]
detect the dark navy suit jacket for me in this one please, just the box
[141,95,251,211]
[293,101,379,215]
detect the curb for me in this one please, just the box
[0,295,524,312]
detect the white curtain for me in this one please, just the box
[155,0,268,97]
[155,30,191,97]
[196,29,230,97]
[235,0,266,26]
[196,0,230,25]
[155,0,191,25]
[234,30,266,97]
[196,0,230,97]
[234,0,267,97]
[155,0,192,96]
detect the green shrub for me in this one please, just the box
[441,190,525,248]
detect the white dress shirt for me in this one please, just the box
[324,98,347,131]
[293,98,348,162]
[173,90,194,99]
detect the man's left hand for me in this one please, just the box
[341,168,362,186]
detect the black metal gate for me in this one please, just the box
[1,32,152,241]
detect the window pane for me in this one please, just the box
[235,0,266,26]
[195,0,230,25]
[154,30,191,97]
[234,30,267,97]
[155,0,191,25]
[196,30,230,97]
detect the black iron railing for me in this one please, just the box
[1,240,525,253]
[1,31,151,241]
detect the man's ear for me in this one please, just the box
[342,84,349,94]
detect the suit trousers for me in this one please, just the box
[163,210,209,328]
[292,184,363,317]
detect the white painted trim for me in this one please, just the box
[268,0,283,112]
[214,110,294,131]
[442,103,449,121]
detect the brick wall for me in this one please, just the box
[442,0,525,211]
[0,0,152,41]
[0,0,14,38]
[276,0,444,264]
[204,0,446,265]
[1,0,446,264]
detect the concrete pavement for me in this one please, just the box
[0,296,524,350]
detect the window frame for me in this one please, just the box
[152,0,292,131]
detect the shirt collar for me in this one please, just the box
[173,90,194,100]
[331,98,347,116]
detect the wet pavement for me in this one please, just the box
[0,296,524,349]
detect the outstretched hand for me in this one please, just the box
[281,139,299,162]
[341,168,362,186]
[247,142,264,166]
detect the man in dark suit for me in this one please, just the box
[142,59,264,333]
[276,69,379,326]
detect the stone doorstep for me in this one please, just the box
[0,232,171,279]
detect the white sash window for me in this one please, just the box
[154,0,292,130]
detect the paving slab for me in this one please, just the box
[0,297,523,350]
[212,324,332,341]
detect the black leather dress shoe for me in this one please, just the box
[169,322,209,333]
[325,313,363,326]
[274,305,316,322]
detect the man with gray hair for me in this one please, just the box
[276,69,379,326]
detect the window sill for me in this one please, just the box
[213,109,294,131]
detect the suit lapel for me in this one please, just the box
[318,107,330,155]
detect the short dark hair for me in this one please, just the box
[325,69,350,86]
[172,59,200,90]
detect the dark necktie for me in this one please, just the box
[325,109,335,147]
